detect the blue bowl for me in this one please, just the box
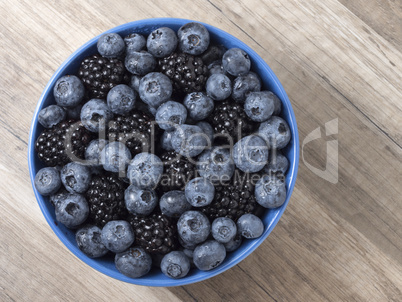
[28,18,299,287]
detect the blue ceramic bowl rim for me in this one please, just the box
[28,18,299,287]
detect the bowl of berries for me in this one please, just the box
[28,18,299,286]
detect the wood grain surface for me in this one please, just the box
[1,0,401,301]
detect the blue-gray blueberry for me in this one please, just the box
[193,240,226,271]
[60,162,91,194]
[107,84,136,115]
[184,177,215,207]
[237,213,264,239]
[147,27,178,58]
[178,22,210,55]
[101,220,135,253]
[38,105,66,128]
[53,75,85,108]
[80,99,113,132]
[183,92,214,121]
[55,192,89,228]
[124,184,158,216]
[97,33,125,58]
[222,48,251,76]
[115,247,152,278]
[34,167,62,196]
[233,135,269,173]
[127,152,163,189]
[76,225,108,258]
[161,251,191,279]
[160,190,192,218]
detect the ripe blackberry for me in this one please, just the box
[128,213,178,254]
[158,52,208,95]
[200,170,263,222]
[78,54,130,99]
[85,173,128,227]
[207,100,256,144]
[35,119,92,167]
[159,151,196,192]
[107,110,159,156]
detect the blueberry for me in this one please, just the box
[193,240,226,271]
[155,101,187,131]
[61,162,91,194]
[201,44,227,66]
[97,33,125,58]
[34,167,62,196]
[196,121,214,144]
[107,84,137,115]
[129,75,141,93]
[161,251,191,279]
[206,74,232,101]
[100,141,132,174]
[85,139,108,167]
[224,232,243,252]
[38,105,66,128]
[124,184,158,216]
[222,48,251,76]
[177,211,211,245]
[160,130,175,151]
[211,217,237,243]
[237,213,264,239]
[258,116,291,149]
[125,51,156,76]
[255,174,287,208]
[127,152,163,189]
[53,75,85,108]
[115,247,152,278]
[147,27,178,58]
[171,124,208,157]
[183,92,214,121]
[101,220,135,253]
[160,191,192,218]
[124,33,146,53]
[244,91,275,122]
[233,135,269,173]
[185,177,215,207]
[80,99,114,132]
[76,225,108,258]
[197,147,235,184]
[263,151,289,176]
[178,22,210,55]
[64,104,83,120]
[139,72,173,108]
[55,193,89,228]
[232,72,261,103]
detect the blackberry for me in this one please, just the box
[200,170,263,222]
[128,213,178,254]
[107,110,159,156]
[158,52,208,96]
[35,119,92,167]
[85,173,128,227]
[78,54,130,99]
[207,100,256,144]
[159,151,196,192]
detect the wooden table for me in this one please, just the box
[1,0,401,301]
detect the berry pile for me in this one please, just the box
[34,22,291,280]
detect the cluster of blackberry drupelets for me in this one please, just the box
[34,22,291,280]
